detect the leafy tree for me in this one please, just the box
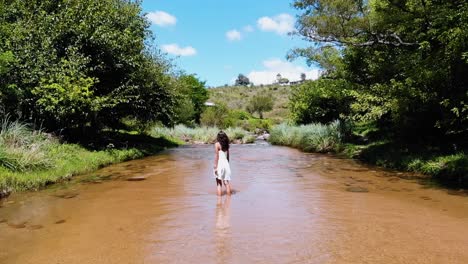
[177,74,209,124]
[0,0,178,131]
[246,94,274,119]
[235,74,250,86]
[200,103,229,127]
[292,0,468,139]
[289,79,354,124]
[300,73,306,82]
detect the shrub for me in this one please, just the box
[0,118,54,172]
[289,79,354,124]
[151,124,254,144]
[269,121,343,152]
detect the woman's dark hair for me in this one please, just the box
[217,131,230,151]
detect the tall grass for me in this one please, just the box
[269,121,343,152]
[0,119,179,196]
[0,118,54,172]
[151,124,256,144]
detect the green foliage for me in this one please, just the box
[0,0,177,131]
[269,121,343,153]
[209,84,291,122]
[151,124,255,144]
[289,79,354,124]
[246,94,274,119]
[240,118,273,132]
[174,74,209,125]
[0,118,54,172]
[343,141,468,187]
[235,74,250,86]
[200,103,230,128]
[292,0,468,140]
[0,119,180,194]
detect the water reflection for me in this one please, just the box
[2,144,468,264]
[215,195,231,264]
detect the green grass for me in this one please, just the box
[342,141,468,188]
[269,121,343,153]
[209,84,292,123]
[269,121,467,188]
[0,119,181,196]
[151,124,256,144]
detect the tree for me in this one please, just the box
[176,74,208,124]
[300,73,306,82]
[246,94,274,119]
[235,74,250,86]
[292,0,468,139]
[289,79,353,124]
[0,0,178,131]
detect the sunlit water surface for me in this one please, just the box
[1,143,467,263]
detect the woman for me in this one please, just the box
[213,131,232,196]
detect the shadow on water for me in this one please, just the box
[61,127,179,152]
[348,141,468,190]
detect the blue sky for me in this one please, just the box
[142,0,319,87]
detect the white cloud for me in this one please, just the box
[146,11,177,27]
[226,29,242,41]
[162,44,197,56]
[245,58,320,85]
[243,25,254,33]
[257,13,294,35]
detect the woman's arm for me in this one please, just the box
[214,143,219,172]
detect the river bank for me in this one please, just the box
[0,123,259,198]
[269,123,468,189]
[0,127,181,198]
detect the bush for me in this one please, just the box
[200,104,229,128]
[269,121,343,152]
[0,118,54,172]
[240,118,273,132]
[151,124,255,144]
[289,79,354,124]
[246,93,274,119]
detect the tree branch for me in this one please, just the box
[303,29,418,47]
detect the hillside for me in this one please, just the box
[208,84,293,123]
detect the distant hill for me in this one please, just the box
[208,84,293,123]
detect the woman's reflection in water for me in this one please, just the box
[215,195,231,263]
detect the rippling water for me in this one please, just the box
[1,144,467,263]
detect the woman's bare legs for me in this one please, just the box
[224,180,231,195]
[216,179,222,196]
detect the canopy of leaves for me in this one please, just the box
[292,0,468,140]
[246,94,274,119]
[174,74,209,125]
[0,0,178,131]
[235,74,250,86]
[289,79,354,124]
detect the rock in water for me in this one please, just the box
[53,192,79,199]
[346,186,369,193]
[127,176,147,181]
[28,224,44,230]
[8,221,27,229]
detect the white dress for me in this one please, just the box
[214,150,231,181]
